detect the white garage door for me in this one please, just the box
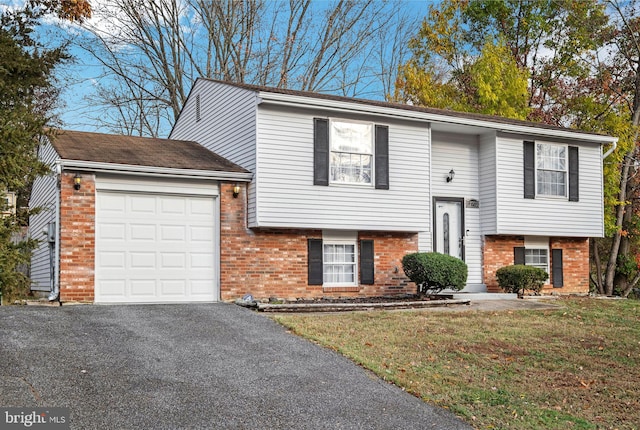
[95,191,217,303]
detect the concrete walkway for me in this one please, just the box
[0,303,472,429]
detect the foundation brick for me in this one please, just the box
[483,235,590,295]
[219,183,418,301]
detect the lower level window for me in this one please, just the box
[525,248,548,273]
[323,244,356,284]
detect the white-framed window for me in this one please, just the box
[525,248,548,272]
[524,237,550,277]
[322,231,358,286]
[536,143,567,197]
[330,119,373,185]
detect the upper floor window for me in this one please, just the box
[330,120,373,185]
[314,118,388,190]
[526,140,577,201]
[536,143,566,197]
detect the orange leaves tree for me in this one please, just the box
[394,0,640,296]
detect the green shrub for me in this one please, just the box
[495,265,548,296]
[402,252,468,294]
[0,216,36,304]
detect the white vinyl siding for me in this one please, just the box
[29,139,60,291]
[431,132,482,286]
[254,104,430,231]
[478,132,497,233]
[494,134,604,237]
[170,79,258,222]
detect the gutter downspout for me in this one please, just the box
[602,140,618,159]
[48,163,61,302]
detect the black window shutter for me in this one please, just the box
[514,247,525,265]
[360,240,375,284]
[308,239,324,285]
[524,141,535,199]
[568,146,579,202]
[314,118,329,186]
[552,249,564,287]
[375,125,389,190]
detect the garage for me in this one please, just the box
[29,130,251,304]
[95,189,217,303]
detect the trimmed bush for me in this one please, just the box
[495,265,548,296]
[402,252,468,294]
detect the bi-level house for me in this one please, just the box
[29,79,616,303]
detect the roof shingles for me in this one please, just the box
[201,78,612,139]
[50,130,248,173]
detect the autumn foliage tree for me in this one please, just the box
[394,39,529,119]
[395,0,640,296]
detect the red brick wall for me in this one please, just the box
[483,235,590,295]
[483,235,524,292]
[59,172,95,302]
[549,237,590,294]
[357,232,418,296]
[219,183,418,300]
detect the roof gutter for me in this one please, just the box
[58,159,253,181]
[257,92,616,144]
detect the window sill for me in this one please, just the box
[323,286,361,293]
[534,195,568,201]
[328,182,373,188]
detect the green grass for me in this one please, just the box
[273,298,640,429]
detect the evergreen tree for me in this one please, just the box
[0,1,88,302]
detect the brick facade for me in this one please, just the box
[59,172,95,302]
[483,235,590,294]
[55,177,590,303]
[549,237,590,294]
[482,235,524,293]
[219,183,418,300]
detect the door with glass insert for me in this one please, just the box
[434,199,464,260]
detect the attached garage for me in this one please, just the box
[29,130,251,304]
[95,179,218,303]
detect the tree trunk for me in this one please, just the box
[591,238,604,294]
[604,104,640,295]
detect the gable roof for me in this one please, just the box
[50,130,250,176]
[195,78,616,144]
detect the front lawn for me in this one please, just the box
[273,298,640,429]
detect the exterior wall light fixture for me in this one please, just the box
[232,184,241,198]
[446,169,455,183]
[73,173,82,190]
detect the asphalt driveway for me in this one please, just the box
[0,303,471,429]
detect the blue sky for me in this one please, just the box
[40,0,432,136]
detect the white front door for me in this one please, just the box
[435,199,464,260]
